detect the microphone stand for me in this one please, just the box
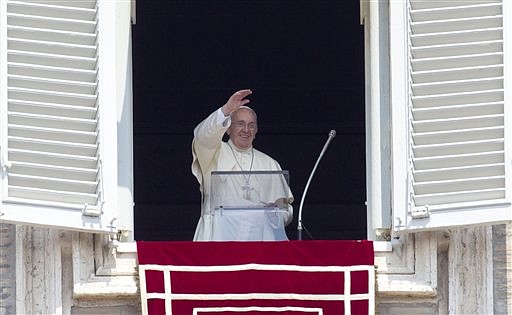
[297,130,336,240]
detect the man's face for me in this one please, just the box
[227,108,258,150]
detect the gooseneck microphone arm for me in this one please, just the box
[297,130,336,240]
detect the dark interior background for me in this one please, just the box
[132,0,366,241]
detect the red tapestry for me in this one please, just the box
[137,240,374,315]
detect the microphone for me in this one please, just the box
[297,129,336,240]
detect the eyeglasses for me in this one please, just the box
[233,121,257,131]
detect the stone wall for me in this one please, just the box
[493,224,512,315]
[0,223,510,314]
[0,223,16,315]
[376,224,511,314]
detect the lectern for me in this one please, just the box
[208,170,293,241]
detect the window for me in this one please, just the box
[390,0,511,232]
[0,0,133,234]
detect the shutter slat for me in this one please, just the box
[412,77,502,96]
[8,25,96,45]
[413,176,504,195]
[410,3,502,22]
[412,126,503,145]
[413,139,503,157]
[8,186,98,205]
[9,149,97,169]
[8,38,96,58]
[10,161,97,181]
[412,40,502,59]
[8,99,96,119]
[9,124,97,144]
[8,62,96,82]
[414,163,504,182]
[7,13,96,33]
[412,89,503,108]
[9,136,97,156]
[8,173,98,194]
[413,151,504,170]
[412,114,503,133]
[8,111,97,132]
[9,87,97,106]
[9,50,96,70]
[8,0,97,20]
[412,52,502,71]
[412,27,502,47]
[412,102,503,120]
[413,189,505,206]
[410,1,500,11]
[412,65,502,84]
[411,15,502,34]
[8,74,97,94]
[20,0,97,10]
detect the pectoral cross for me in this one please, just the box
[242,184,253,200]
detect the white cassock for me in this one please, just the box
[191,108,294,241]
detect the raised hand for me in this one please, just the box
[221,89,252,116]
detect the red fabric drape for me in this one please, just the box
[137,240,374,315]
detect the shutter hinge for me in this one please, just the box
[0,146,11,172]
[107,232,120,256]
[411,205,430,219]
[374,228,391,241]
[82,203,103,217]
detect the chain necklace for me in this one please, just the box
[227,142,254,199]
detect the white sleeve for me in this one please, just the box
[191,108,230,186]
[215,107,231,127]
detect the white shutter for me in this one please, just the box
[391,0,511,231]
[0,0,118,232]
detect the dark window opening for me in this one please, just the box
[133,0,366,241]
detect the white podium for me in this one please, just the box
[209,170,292,241]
